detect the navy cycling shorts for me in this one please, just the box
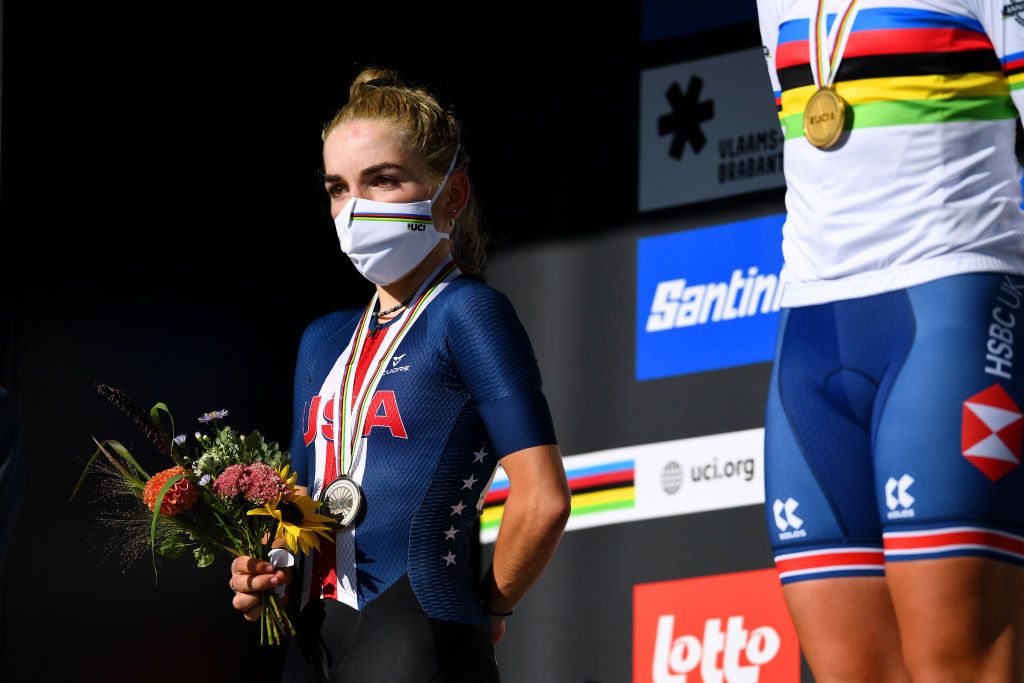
[765,272,1024,584]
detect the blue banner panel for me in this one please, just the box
[642,0,758,43]
[636,214,786,380]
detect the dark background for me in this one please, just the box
[0,3,778,682]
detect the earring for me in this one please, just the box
[449,214,457,229]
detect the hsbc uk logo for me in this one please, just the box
[885,474,915,519]
[772,498,805,540]
[962,384,1023,482]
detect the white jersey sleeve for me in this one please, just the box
[964,0,1024,116]
[757,0,785,128]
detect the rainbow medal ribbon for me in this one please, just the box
[803,0,860,149]
[320,257,462,529]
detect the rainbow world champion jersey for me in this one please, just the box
[757,0,1024,306]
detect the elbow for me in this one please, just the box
[518,486,570,531]
[547,486,571,530]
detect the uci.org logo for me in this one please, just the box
[636,215,786,380]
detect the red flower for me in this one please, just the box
[143,466,199,515]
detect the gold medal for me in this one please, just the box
[803,87,846,149]
[804,0,859,150]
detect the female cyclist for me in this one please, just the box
[227,68,571,683]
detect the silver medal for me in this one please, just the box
[320,476,365,529]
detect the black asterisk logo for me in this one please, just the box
[658,76,714,159]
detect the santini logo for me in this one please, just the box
[646,267,784,333]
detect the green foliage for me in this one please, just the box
[193,546,215,568]
[192,426,289,478]
[157,534,187,560]
[149,472,186,581]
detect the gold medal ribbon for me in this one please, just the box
[809,0,861,91]
[333,257,461,478]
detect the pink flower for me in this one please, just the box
[242,463,288,504]
[211,463,286,505]
[211,464,245,499]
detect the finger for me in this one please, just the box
[232,556,274,575]
[232,593,260,613]
[232,572,282,593]
[243,603,262,622]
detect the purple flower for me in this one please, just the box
[199,474,212,487]
[173,434,187,446]
[198,409,229,424]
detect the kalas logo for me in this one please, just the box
[634,569,798,683]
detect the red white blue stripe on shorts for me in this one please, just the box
[775,526,1024,584]
[774,546,885,584]
[884,526,1024,565]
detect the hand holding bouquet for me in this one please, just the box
[74,384,337,645]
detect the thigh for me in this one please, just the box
[875,273,1024,552]
[327,575,500,683]
[886,557,1024,681]
[782,577,910,682]
[875,272,1024,679]
[331,576,438,683]
[766,304,910,680]
[766,305,891,583]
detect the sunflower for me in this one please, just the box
[248,490,336,555]
[277,465,299,492]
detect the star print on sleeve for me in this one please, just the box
[443,551,457,567]
[443,526,459,541]
[472,448,488,464]
[461,474,478,490]
[450,501,467,516]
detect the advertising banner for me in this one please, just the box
[639,49,784,212]
[634,569,800,683]
[480,428,765,544]
[636,214,785,381]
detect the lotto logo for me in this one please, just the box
[962,384,1023,482]
[651,615,780,683]
[634,569,799,683]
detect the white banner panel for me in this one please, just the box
[481,428,765,544]
[639,49,784,211]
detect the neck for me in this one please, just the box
[375,242,451,314]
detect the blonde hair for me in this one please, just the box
[323,67,487,277]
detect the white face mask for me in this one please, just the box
[334,146,460,286]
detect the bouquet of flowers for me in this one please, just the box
[73,384,336,645]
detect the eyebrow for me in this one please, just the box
[323,162,406,184]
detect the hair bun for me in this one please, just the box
[350,67,406,99]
